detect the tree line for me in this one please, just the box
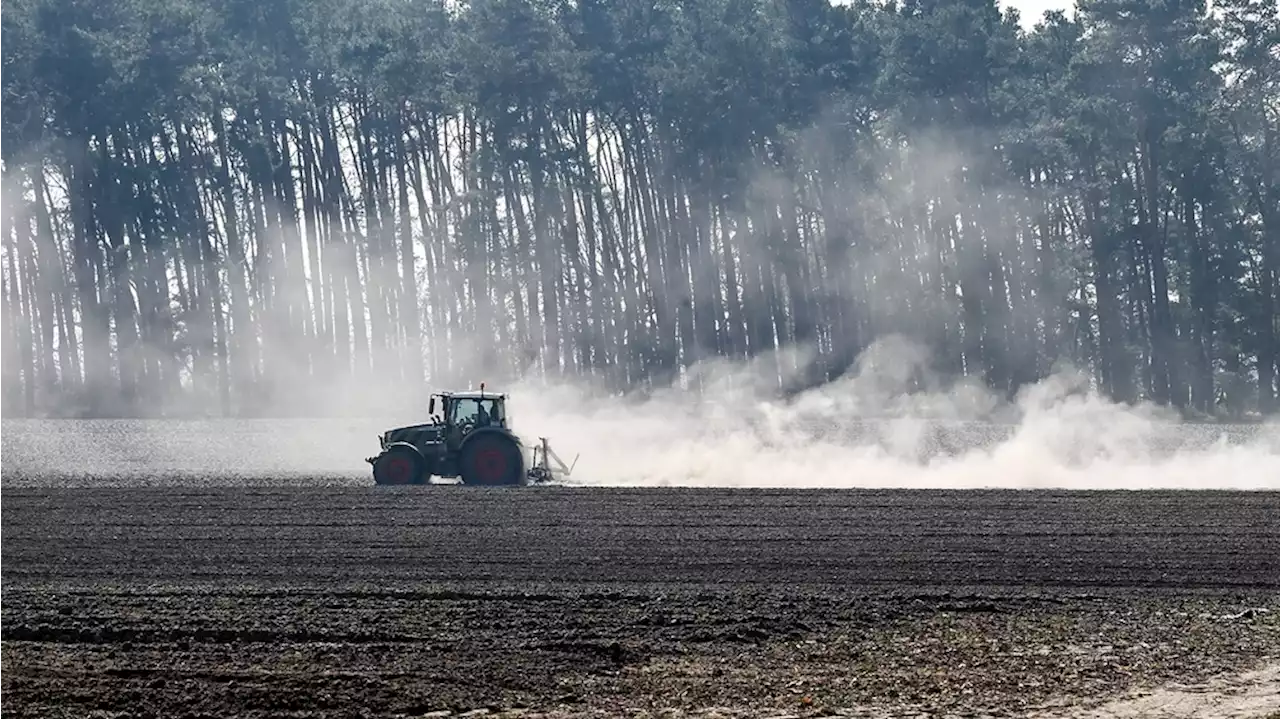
[1,0,1277,418]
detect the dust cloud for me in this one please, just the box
[2,333,1278,488]
[504,336,1280,490]
[0,330,1274,486]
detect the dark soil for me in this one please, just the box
[3,487,1279,718]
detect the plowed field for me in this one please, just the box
[4,485,1279,718]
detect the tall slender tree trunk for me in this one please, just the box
[394,108,423,388]
[67,141,112,416]
[1,242,23,414]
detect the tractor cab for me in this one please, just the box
[430,389,509,448]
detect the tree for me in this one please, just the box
[1,0,1275,419]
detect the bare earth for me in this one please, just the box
[2,486,1279,718]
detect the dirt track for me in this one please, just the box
[4,487,1280,718]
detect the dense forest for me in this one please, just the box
[1,0,1277,418]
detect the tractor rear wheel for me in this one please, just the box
[373,446,426,486]
[459,433,525,486]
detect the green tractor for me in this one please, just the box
[366,386,576,486]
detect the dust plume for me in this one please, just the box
[4,332,1276,488]
[504,335,1280,490]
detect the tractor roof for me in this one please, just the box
[439,390,507,400]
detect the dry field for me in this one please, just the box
[3,483,1279,718]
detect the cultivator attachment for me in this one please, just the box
[527,437,578,484]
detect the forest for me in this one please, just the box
[1,0,1277,418]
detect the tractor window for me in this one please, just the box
[449,398,502,427]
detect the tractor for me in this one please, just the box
[366,385,576,486]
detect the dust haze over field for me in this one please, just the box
[4,334,1278,489]
[521,339,1280,490]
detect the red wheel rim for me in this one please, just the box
[386,456,412,484]
[476,447,506,482]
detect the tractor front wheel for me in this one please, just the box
[459,433,525,486]
[373,446,426,486]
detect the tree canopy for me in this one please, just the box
[2,0,1277,418]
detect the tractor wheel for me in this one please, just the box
[459,433,525,486]
[373,446,425,486]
